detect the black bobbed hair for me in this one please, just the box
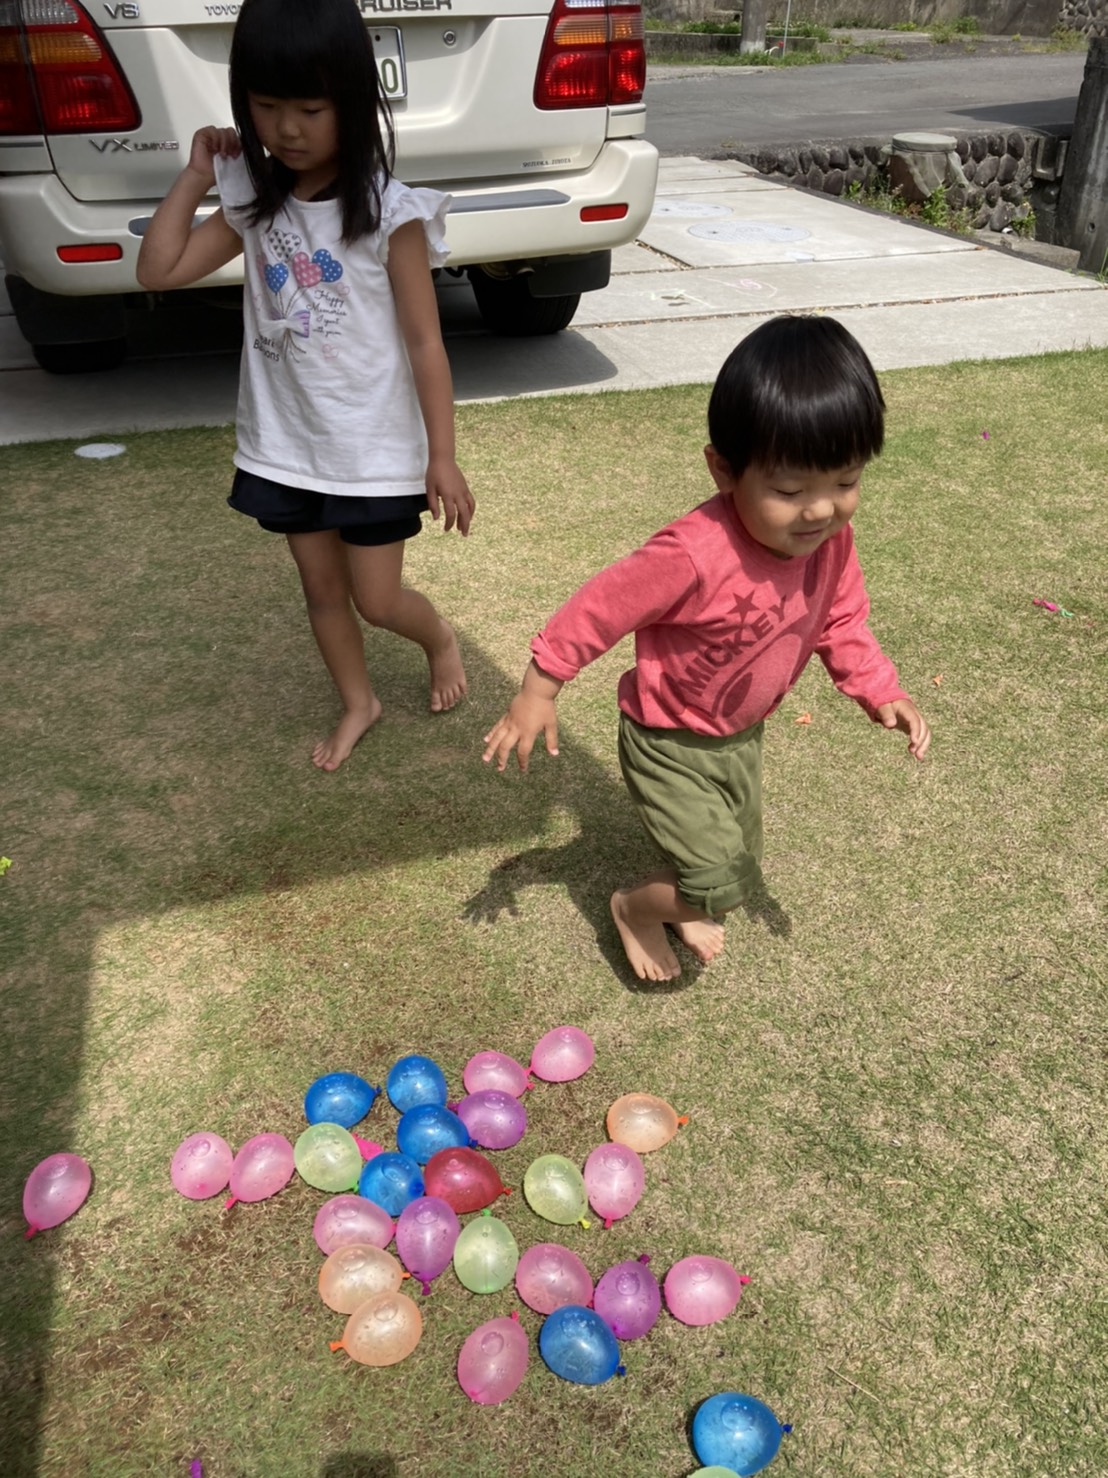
[707,315,885,475]
[229,0,394,244]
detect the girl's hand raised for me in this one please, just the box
[186,127,241,190]
[427,458,475,536]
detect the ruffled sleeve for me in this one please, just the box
[377,178,452,267]
[213,152,256,237]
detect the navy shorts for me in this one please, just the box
[229,468,428,547]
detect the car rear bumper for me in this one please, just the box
[0,138,658,296]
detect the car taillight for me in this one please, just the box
[0,0,139,136]
[534,0,645,110]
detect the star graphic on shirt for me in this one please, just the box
[729,590,760,622]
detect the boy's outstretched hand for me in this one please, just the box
[875,699,931,760]
[482,661,563,772]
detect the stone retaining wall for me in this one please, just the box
[646,0,1106,35]
[721,128,1072,235]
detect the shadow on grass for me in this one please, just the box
[321,1456,398,1478]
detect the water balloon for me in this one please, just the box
[539,1305,622,1385]
[318,1243,405,1314]
[294,1122,362,1192]
[396,1104,470,1165]
[453,1211,519,1294]
[313,1194,394,1255]
[456,1091,527,1150]
[515,1242,594,1315]
[692,1392,789,1475]
[331,1291,422,1366]
[23,1153,92,1237]
[304,1072,380,1129]
[170,1133,233,1201]
[457,1312,529,1405]
[664,1255,749,1326]
[462,1050,531,1097]
[583,1142,644,1228]
[530,1026,594,1082]
[523,1154,588,1225]
[395,1196,461,1294]
[386,1054,448,1113]
[226,1134,294,1208]
[606,1092,685,1152]
[358,1151,423,1217]
[423,1147,508,1214]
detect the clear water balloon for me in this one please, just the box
[226,1134,294,1208]
[170,1133,233,1201]
[294,1122,362,1192]
[313,1194,395,1255]
[457,1312,530,1405]
[423,1147,508,1214]
[386,1054,448,1113]
[523,1154,588,1225]
[331,1291,423,1366]
[318,1243,405,1314]
[23,1153,92,1237]
[453,1212,519,1294]
[539,1305,622,1385]
[692,1392,789,1475]
[304,1072,380,1129]
[515,1243,594,1315]
[395,1196,461,1294]
[593,1256,661,1340]
[456,1091,527,1150]
[358,1151,424,1217]
[462,1050,532,1097]
[664,1256,749,1326]
[529,1026,595,1083]
[583,1142,645,1228]
[606,1092,685,1152]
[396,1104,471,1165]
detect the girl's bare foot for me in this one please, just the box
[610,890,681,982]
[428,620,466,712]
[312,695,382,771]
[671,917,725,963]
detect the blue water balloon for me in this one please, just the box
[386,1054,448,1113]
[396,1103,472,1165]
[304,1072,380,1129]
[692,1393,788,1476]
[358,1151,424,1217]
[538,1305,622,1386]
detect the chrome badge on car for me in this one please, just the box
[90,139,180,152]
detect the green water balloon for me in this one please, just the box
[453,1211,520,1293]
[523,1154,588,1225]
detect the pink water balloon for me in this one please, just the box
[664,1256,750,1326]
[583,1142,645,1228]
[593,1255,661,1340]
[530,1026,595,1082]
[395,1196,461,1294]
[514,1242,594,1315]
[23,1153,92,1237]
[225,1133,294,1208]
[463,1050,532,1097]
[313,1194,395,1255]
[170,1133,234,1201]
[457,1312,529,1405]
[456,1091,527,1150]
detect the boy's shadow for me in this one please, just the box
[320,1457,397,1478]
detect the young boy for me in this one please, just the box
[482,315,930,982]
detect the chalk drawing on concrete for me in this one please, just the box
[650,200,733,219]
[688,221,812,243]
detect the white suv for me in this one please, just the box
[0,0,657,371]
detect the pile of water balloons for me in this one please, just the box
[23,1024,788,1473]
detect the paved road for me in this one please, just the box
[644,53,1086,153]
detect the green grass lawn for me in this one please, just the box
[1,350,1107,1478]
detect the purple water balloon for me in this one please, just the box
[170,1133,234,1201]
[593,1255,661,1340]
[529,1026,595,1083]
[515,1242,594,1315]
[395,1195,461,1294]
[583,1141,645,1228]
[313,1194,395,1255]
[457,1312,530,1405]
[23,1153,92,1237]
[664,1255,750,1327]
[456,1090,527,1150]
[462,1050,532,1098]
[225,1133,294,1208]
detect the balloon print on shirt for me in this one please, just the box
[264,261,289,292]
[269,229,303,263]
[291,249,345,288]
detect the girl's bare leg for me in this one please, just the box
[286,531,382,770]
[610,870,725,982]
[346,540,466,712]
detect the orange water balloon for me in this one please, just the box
[331,1291,423,1366]
[318,1243,406,1314]
[605,1092,687,1153]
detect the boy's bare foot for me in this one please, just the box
[610,890,681,982]
[671,917,726,963]
[312,695,382,772]
[428,621,466,712]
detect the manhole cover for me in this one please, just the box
[651,199,733,218]
[688,221,812,243]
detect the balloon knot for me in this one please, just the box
[616,1365,627,1378]
[401,1271,412,1280]
[223,1196,237,1211]
[677,1115,689,1127]
[24,1225,38,1240]
[466,1138,479,1150]
[603,1217,613,1230]
[739,1274,752,1285]
[191,1463,203,1478]
[420,1280,433,1296]
[782,1425,793,1435]
[446,1101,459,1113]
[510,1310,520,1323]
[501,1186,513,1197]
[480,1207,492,1218]
[328,1341,344,1353]
[638,1254,651,1265]
[579,1218,591,1229]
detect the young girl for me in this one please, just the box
[483,315,930,982]
[138,0,474,771]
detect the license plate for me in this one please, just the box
[370,27,407,101]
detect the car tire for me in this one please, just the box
[31,338,128,374]
[467,271,580,336]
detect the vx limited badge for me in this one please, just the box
[91,139,180,152]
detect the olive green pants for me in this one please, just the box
[617,713,765,916]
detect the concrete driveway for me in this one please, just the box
[3,155,1107,445]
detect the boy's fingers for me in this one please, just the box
[544,720,560,757]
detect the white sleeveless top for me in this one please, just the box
[215,153,450,498]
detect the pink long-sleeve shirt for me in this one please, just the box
[531,493,907,737]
